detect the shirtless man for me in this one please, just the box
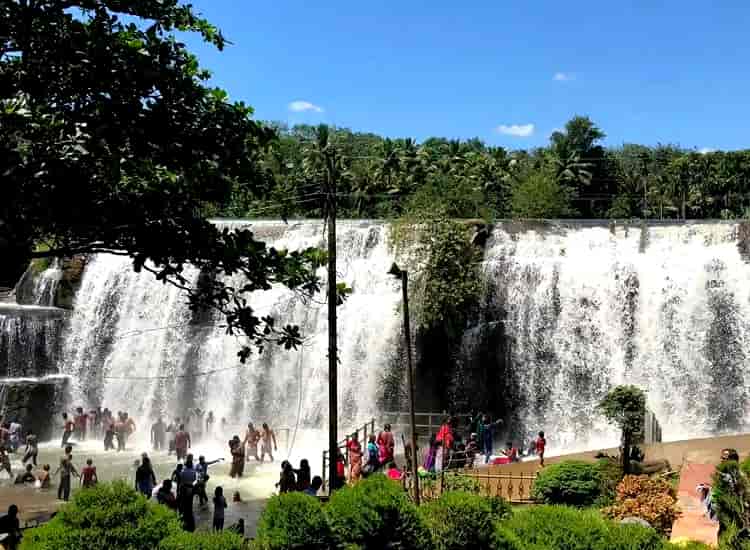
[205,411,215,436]
[151,417,166,452]
[244,423,260,462]
[61,412,75,448]
[174,424,191,461]
[22,431,38,466]
[260,423,277,463]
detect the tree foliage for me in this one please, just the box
[1,0,323,358]
[599,385,646,474]
[230,118,750,225]
[511,170,576,218]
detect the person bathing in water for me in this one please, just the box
[260,423,277,463]
[244,423,260,462]
[174,424,191,461]
[60,412,74,448]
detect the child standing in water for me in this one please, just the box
[213,486,227,531]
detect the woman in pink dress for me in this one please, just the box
[346,433,363,483]
[377,424,395,465]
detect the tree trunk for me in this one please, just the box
[681,192,687,220]
[621,430,631,475]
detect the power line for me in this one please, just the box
[102,366,241,381]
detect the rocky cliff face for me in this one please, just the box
[15,255,87,309]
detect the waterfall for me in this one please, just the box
[31,260,63,306]
[0,279,67,437]
[60,221,402,433]
[478,221,750,453]
[0,309,63,378]
[6,219,750,454]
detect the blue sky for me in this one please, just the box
[183,0,750,151]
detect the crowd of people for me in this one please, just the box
[420,413,547,473]
[57,407,226,455]
[0,407,548,548]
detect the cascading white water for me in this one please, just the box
[481,221,750,453]
[0,310,62,378]
[31,260,63,307]
[61,221,402,440]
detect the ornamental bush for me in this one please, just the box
[420,491,511,550]
[531,461,603,506]
[254,492,332,550]
[20,481,182,550]
[325,474,428,550]
[595,457,624,506]
[500,505,664,550]
[602,475,680,534]
[420,472,483,501]
[158,530,247,550]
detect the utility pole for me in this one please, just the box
[326,148,338,493]
[389,263,420,504]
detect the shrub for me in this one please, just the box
[421,491,511,550]
[420,472,483,502]
[603,475,680,534]
[158,530,247,549]
[717,522,750,550]
[490,525,523,550]
[712,460,750,535]
[325,474,428,550]
[442,472,482,494]
[487,496,513,522]
[501,505,664,550]
[531,461,602,506]
[666,541,712,550]
[254,492,331,550]
[20,481,181,550]
[595,457,624,506]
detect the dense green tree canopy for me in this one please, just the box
[228,120,750,224]
[1,0,321,357]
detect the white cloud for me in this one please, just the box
[288,100,324,113]
[698,147,716,155]
[496,124,535,138]
[553,72,574,81]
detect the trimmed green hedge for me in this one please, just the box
[325,474,428,550]
[255,492,332,550]
[420,491,511,550]
[500,505,664,550]
[20,481,182,550]
[531,461,603,507]
[158,530,247,550]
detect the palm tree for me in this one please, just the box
[302,125,346,215]
[554,151,593,187]
[375,138,401,193]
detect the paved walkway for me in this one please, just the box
[669,463,718,546]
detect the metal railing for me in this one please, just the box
[418,469,539,504]
[321,418,375,489]
[380,411,471,441]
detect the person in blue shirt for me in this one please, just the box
[304,476,323,497]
